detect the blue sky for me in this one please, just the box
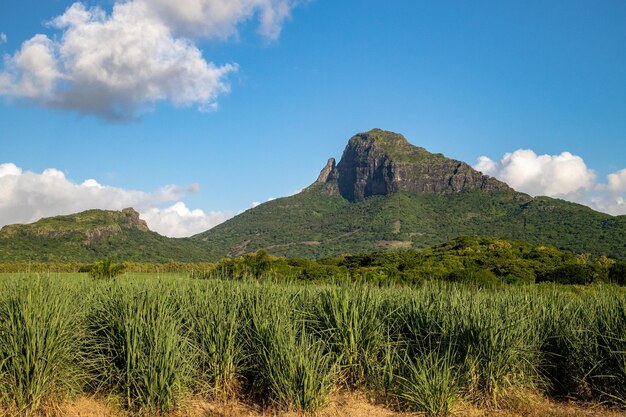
[1,0,625,236]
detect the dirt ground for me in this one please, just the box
[45,392,626,417]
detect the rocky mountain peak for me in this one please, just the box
[121,207,150,231]
[316,157,337,183]
[349,129,410,146]
[317,129,511,202]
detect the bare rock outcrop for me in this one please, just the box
[318,129,510,202]
[121,207,150,231]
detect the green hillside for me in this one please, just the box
[193,185,626,261]
[1,129,624,263]
[207,235,624,285]
[0,208,210,262]
[193,129,626,261]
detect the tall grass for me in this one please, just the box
[390,284,540,407]
[0,276,85,414]
[314,283,385,387]
[87,281,194,413]
[0,273,625,415]
[181,281,245,398]
[244,286,337,411]
[536,286,626,401]
[457,291,540,405]
[394,346,459,417]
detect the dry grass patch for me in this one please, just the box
[38,393,626,417]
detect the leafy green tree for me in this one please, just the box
[246,250,272,278]
[608,263,626,286]
[86,259,126,279]
[537,264,595,285]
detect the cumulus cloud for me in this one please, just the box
[475,149,596,197]
[141,202,232,237]
[586,194,626,216]
[0,2,236,120]
[0,162,22,177]
[143,0,299,40]
[0,0,300,119]
[0,162,230,236]
[475,150,626,215]
[0,33,7,43]
[607,168,626,192]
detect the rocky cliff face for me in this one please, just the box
[120,207,150,231]
[316,129,510,202]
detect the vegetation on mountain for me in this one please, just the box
[193,129,626,261]
[1,129,624,264]
[2,236,622,288]
[204,236,623,286]
[0,208,211,262]
[194,187,626,262]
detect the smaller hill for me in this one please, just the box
[0,208,210,262]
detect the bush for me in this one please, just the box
[537,264,595,285]
[445,268,500,288]
[85,259,126,279]
[608,263,626,285]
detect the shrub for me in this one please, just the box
[445,267,500,288]
[86,259,126,279]
[608,263,626,285]
[537,264,595,285]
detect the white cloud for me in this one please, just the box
[475,149,596,198]
[81,178,103,188]
[586,194,625,216]
[0,2,237,120]
[474,156,496,176]
[0,162,230,236]
[475,150,626,216]
[143,0,298,40]
[238,195,278,214]
[0,34,62,99]
[140,202,232,237]
[0,33,7,43]
[0,163,22,177]
[607,168,626,192]
[0,0,300,120]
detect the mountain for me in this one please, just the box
[193,129,626,261]
[0,208,209,262]
[316,129,510,201]
[1,129,624,263]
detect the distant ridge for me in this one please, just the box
[0,208,210,262]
